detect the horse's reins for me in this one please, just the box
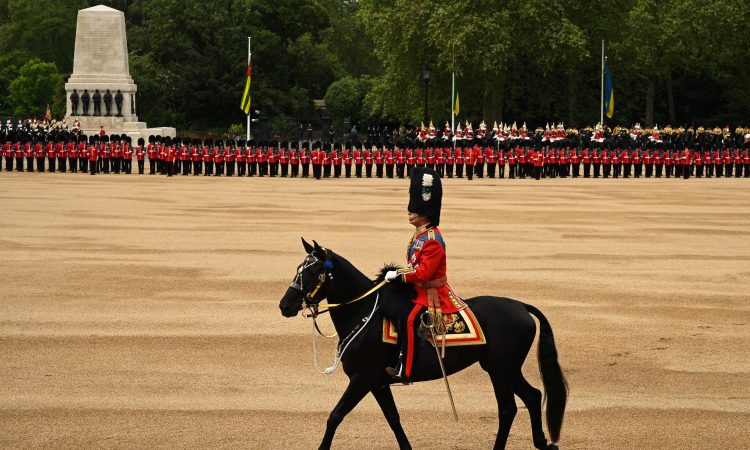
[290,249,388,373]
[291,249,387,315]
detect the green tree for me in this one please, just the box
[0,0,85,74]
[8,58,61,117]
[324,77,366,121]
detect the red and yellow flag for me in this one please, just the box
[241,61,252,114]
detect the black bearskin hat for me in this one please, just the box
[137,138,145,146]
[408,167,442,227]
[148,135,155,143]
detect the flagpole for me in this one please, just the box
[247,37,251,141]
[451,72,455,150]
[599,39,604,126]
[253,38,256,142]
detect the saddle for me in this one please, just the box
[383,305,486,348]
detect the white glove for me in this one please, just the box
[384,271,399,283]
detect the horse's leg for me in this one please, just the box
[515,374,557,450]
[319,380,370,450]
[490,372,518,450]
[371,385,412,450]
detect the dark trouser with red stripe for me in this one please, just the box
[399,303,427,379]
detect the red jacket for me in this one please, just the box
[397,226,466,314]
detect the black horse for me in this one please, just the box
[279,239,568,450]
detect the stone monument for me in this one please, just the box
[65,5,175,140]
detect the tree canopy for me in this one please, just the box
[0,0,747,129]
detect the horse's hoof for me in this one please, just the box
[546,445,559,450]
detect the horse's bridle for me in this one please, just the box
[289,249,387,327]
[289,250,334,310]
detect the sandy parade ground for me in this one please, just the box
[1,171,749,449]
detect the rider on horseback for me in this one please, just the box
[384,167,467,383]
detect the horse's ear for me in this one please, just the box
[302,237,314,254]
[312,240,327,261]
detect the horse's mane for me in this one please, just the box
[374,263,418,322]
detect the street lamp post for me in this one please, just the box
[421,61,431,124]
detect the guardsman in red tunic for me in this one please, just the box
[2,135,11,172]
[110,135,120,174]
[56,137,67,172]
[496,146,505,178]
[364,144,374,178]
[443,146,453,178]
[533,146,544,180]
[743,144,750,178]
[79,135,89,173]
[332,142,342,178]
[375,144,385,178]
[276,142,287,177]
[136,138,146,174]
[67,137,77,173]
[505,147,514,179]
[435,147,445,177]
[694,146,704,178]
[681,147,691,179]
[34,137,44,172]
[405,143,415,177]
[290,141,300,177]
[322,144,331,178]
[166,140,175,177]
[474,145,485,178]
[78,136,87,173]
[122,137,132,174]
[385,143,395,178]
[311,142,322,179]
[25,137,35,172]
[582,147,591,178]
[426,146,435,171]
[464,146,475,180]
[396,144,406,179]
[704,147,713,178]
[343,141,352,178]
[384,168,465,383]
[601,149,610,178]
[147,136,157,175]
[653,149,663,178]
[300,141,310,178]
[89,136,98,175]
[16,135,26,172]
[180,139,191,176]
[353,142,363,178]
[733,147,743,178]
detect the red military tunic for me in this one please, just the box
[397,225,466,314]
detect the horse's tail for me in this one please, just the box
[523,303,568,443]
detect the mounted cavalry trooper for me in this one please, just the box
[384,167,466,383]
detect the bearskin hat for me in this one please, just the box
[408,167,442,227]
[148,135,155,143]
[248,139,255,147]
[137,138,145,146]
[302,141,309,150]
[165,136,172,146]
[205,138,213,146]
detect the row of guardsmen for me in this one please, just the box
[3,135,750,180]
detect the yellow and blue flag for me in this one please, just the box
[605,63,614,118]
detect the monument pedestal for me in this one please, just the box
[64,5,175,140]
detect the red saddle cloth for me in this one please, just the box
[383,306,486,347]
